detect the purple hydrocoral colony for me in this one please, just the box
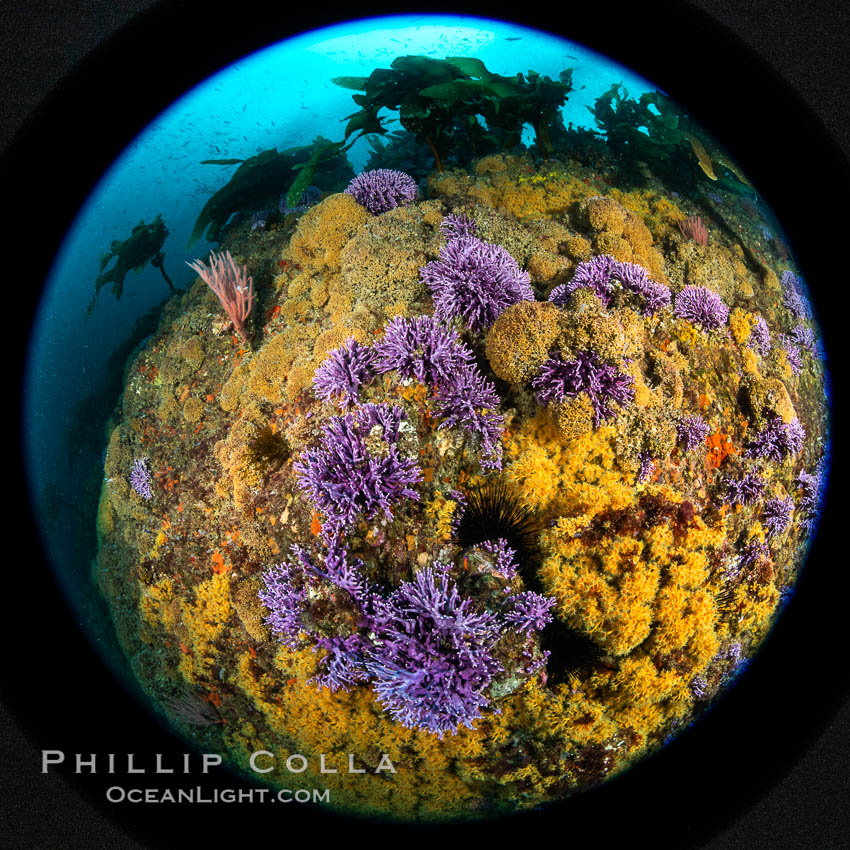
[723,469,766,506]
[728,540,771,580]
[312,634,371,692]
[504,591,556,633]
[745,416,805,463]
[791,324,817,355]
[778,334,803,375]
[549,254,618,308]
[748,316,771,357]
[548,255,670,315]
[780,270,812,320]
[673,285,730,331]
[372,315,474,385]
[440,212,477,241]
[762,495,794,540]
[798,461,826,533]
[259,543,556,734]
[636,452,655,483]
[129,456,153,500]
[479,538,519,579]
[306,533,373,609]
[259,559,308,648]
[420,236,533,333]
[312,337,376,408]
[690,676,708,700]
[531,349,635,427]
[740,540,770,568]
[365,566,504,737]
[344,169,418,215]
[725,541,768,582]
[613,260,672,314]
[676,413,711,452]
[433,362,505,470]
[293,403,421,535]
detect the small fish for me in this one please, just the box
[505,37,523,41]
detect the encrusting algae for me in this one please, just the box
[94,137,828,822]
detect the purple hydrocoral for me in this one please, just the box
[344,169,418,214]
[420,236,533,333]
[723,469,766,506]
[504,591,555,633]
[778,334,803,375]
[748,316,771,357]
[531,349,635,427]
[260,537,374,686]
[740,540,770,567]
[433,362,505,470]
[674,285,730,331]
[798,460,827,534]
[791,324,817,355]
[312,634,371,692]
[798,467,821,515]
[745,416,805,463]
[762,495,794,540]
[293,403,422,535]
[690,676,708,699]
[312,337,376,408]
[129,456,153,500]
[548,255,670,315]
[306,533,374,610]
[550,254,618,308]
[636,452,655,483]
[613,260,672,314]
[372,315,474,385]
[365,566,504,737]
[780,270,812,320]
[259,558,308,648]
[440,212,477,241]
[479,538,519,579]
[259,544,557,734]
[371,313,503,469]
[732,540,771,579]
[676,413,711,452]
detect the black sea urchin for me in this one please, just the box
[455,478,542,569]
[456,479,610,686]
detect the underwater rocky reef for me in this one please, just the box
[93,59,829,821]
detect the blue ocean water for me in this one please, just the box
[23,13,659,643]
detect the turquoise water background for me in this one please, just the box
[23,13,657,645]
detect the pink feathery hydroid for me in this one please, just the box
[187,250,253,339]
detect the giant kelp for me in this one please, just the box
[334,55,572,172]
[187,138,355,249]
[589,84,753,193]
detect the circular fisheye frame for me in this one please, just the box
[10,0,845,844]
